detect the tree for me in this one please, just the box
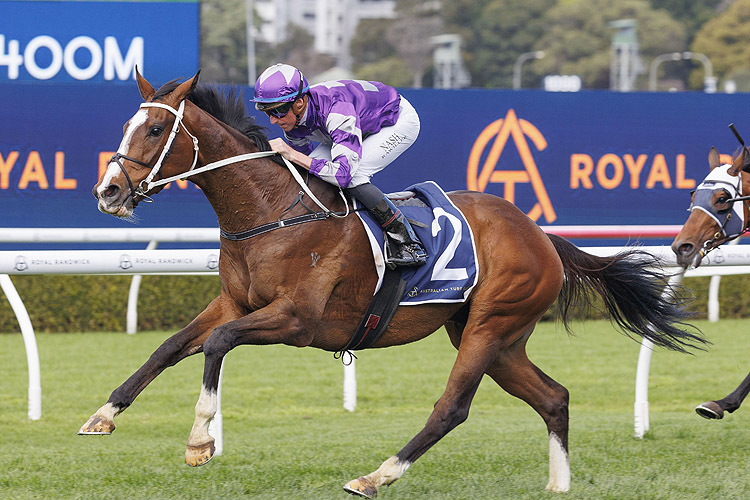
[255,24,335,81]
[527,0,686,90]
[691,0,750,91]
[200,0,334,85]
[350,19,398,67]
[355,56,415,87]
[351,0,443,87]
[647,0,726,43]
[200,0,249,84]
[444,0,556,88]
[388,0,444,88]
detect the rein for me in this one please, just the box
[117,98,354,232]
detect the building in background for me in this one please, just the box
[609,18,643,92]
[254,0,395,70]
[431,34,470,89]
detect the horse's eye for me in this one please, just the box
[714,190,732,212]
[148,126,164,137]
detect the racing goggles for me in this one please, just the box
[259,101,294,118]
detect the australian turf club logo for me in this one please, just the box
[466,109,556,223]
[14,255,28,272]
[119,254,133,270]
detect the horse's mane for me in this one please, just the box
[153,79,274,153]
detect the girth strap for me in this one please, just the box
[334,267,406,364]
[220,211,342,241]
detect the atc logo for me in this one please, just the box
[119,254,133,270]
[467,109,556,223]
[14,255,28,272]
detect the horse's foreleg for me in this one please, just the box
[78,296,234,435]
[696,370,750,419]
[185,296,308,467]
[483,342,570,492]
[343,330,497,498]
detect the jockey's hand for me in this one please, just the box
[269,138,291,158]
[268,138,313,171]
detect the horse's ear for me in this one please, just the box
[135,66,155,101]
[171,70,201,104]
[708,146,721,171]
[729,147,747,176]
[743,147,750,173]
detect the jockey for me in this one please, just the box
[252,63,427,268]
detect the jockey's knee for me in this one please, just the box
[345,182,384,210]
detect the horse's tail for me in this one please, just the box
[547,233,706,353]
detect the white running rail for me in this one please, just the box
[1,227,746,444]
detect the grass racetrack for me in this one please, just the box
[2,319,750,499]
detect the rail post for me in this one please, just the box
[1,274,41,420]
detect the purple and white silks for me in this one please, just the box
[284,80,419,188]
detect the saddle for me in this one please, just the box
[336,181,478,361]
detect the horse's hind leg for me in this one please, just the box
[445,321,570,492]
[343,324,503,498]
[696,370,750,419]
[483,338,570,492]
[78,295,237,435]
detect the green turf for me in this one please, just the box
[1,319,749,499]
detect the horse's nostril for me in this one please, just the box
[675,242,694,256]
[102,185,120,200]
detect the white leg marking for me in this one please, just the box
[96,401,119,420]
[97,109,148,194]
[187,384,217,446]
[546,431,570,492]
[368,456,411,487]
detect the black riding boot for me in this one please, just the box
[371,197,428,269]
[346,183,428,269]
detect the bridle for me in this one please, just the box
[108,100,199,204]
[692,125,750,258]
[109,98,350,218]
[688,164,750,257]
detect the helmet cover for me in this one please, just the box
[251,63,309,110]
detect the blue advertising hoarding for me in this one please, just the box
[396,88,740,228]
[0,0,199,84]
[1,80,748,234]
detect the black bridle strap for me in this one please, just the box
[700,195,750,255]
[220,209,361,241]
[109,153,145,205]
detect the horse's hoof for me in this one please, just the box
[185,440,215,467]
[78,415,116,435]
[343,477,378,498]
[696,401,724,419]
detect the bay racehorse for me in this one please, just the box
[82,69,704,497]
[672,145,750,420]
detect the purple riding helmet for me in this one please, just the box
[251,63,310,114]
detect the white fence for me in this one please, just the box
[2,226,747,443]
[0,228,229,453]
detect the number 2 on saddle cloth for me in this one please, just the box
[339,181,478,357]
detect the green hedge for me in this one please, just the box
[0,274,221,333]
[0,274,747,334]
[681,275,750,318]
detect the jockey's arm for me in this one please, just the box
[269,138,312,171]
